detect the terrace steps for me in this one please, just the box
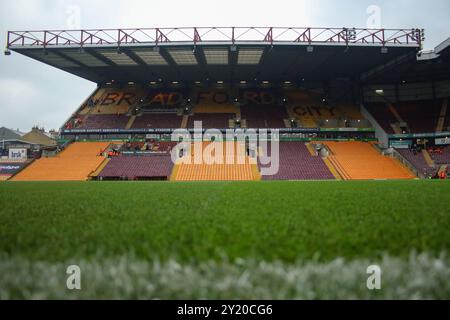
[125,115,136,129]
[436,99,448,132]
[328,155,351,180]
[323,157,342,180]
[90,158,111,178]
[388,103,404,123]
[305,143,316,156]
[181,115,189,129]
[251,164,261,181]
[422,150,435,167]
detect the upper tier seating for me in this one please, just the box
[12,142,110,181]
[79,88,143,115]
[323,141,414,180]
[174,142,257,181]
[365,103,397,134]
[366,100,444,134]
[77,114,130,129]
[187,113,234,129]
[241,105,287,128]
[395,100,441,133]
[285,90,368,128]
[395,149,437,178]
[98,155,174,180]
[260,142,335,180]
[132,113,182,129]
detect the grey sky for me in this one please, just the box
[1,0,449,132]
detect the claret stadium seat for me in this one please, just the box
[395,148,437,178]
[98,154,174,180]
[260,142,335,180]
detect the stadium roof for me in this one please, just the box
[362,37,450,84]
[6,27,423,84]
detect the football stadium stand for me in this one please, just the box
[187,113,235,129]
[5,26,450,181]
[395,100,442,133]
[323,141,415,180]
[260,142,335,180]
[241,104,287,128]
[76,114,130,129]
[366,100,446,134]
[364,103,398,134]
[12,142,110,181]
[285,90,367,129]
[395,149,437,178]
[131,113,183,129]
[97,154,174,180]
[173,142,258,181]
[428,146,450,165]
[78,88,142,115]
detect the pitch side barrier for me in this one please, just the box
[60,127,374,135]
[388,131,450,147]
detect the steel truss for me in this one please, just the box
[7,27,423,48]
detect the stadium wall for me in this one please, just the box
[361,103,389,148]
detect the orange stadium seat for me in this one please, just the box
[323,141,415,180]
[12,142,110,181]
[173,142,257,181]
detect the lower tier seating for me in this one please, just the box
[323,141,414,180]
[428,146,450,165]
[98,155,174,180]
[173,142,257,181]
[260,142,335,180]
[396,149,437,178]
[12,142,110,181]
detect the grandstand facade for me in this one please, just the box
[3,27,450,181]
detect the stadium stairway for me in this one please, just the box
[323,141,415,180]
[181,115,189,129]
[125,115,136,129]
[388,103,405,124]
[422,150,436,167]
[89,158,111,179]
[436,99,448,132]
[12,142,110,181]
[323,157,343,180]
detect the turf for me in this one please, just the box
[0,180,449,263]
[2,253,449,299]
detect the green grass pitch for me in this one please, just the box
[0,180,449,299]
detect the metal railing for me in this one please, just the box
[7,27,423,48]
